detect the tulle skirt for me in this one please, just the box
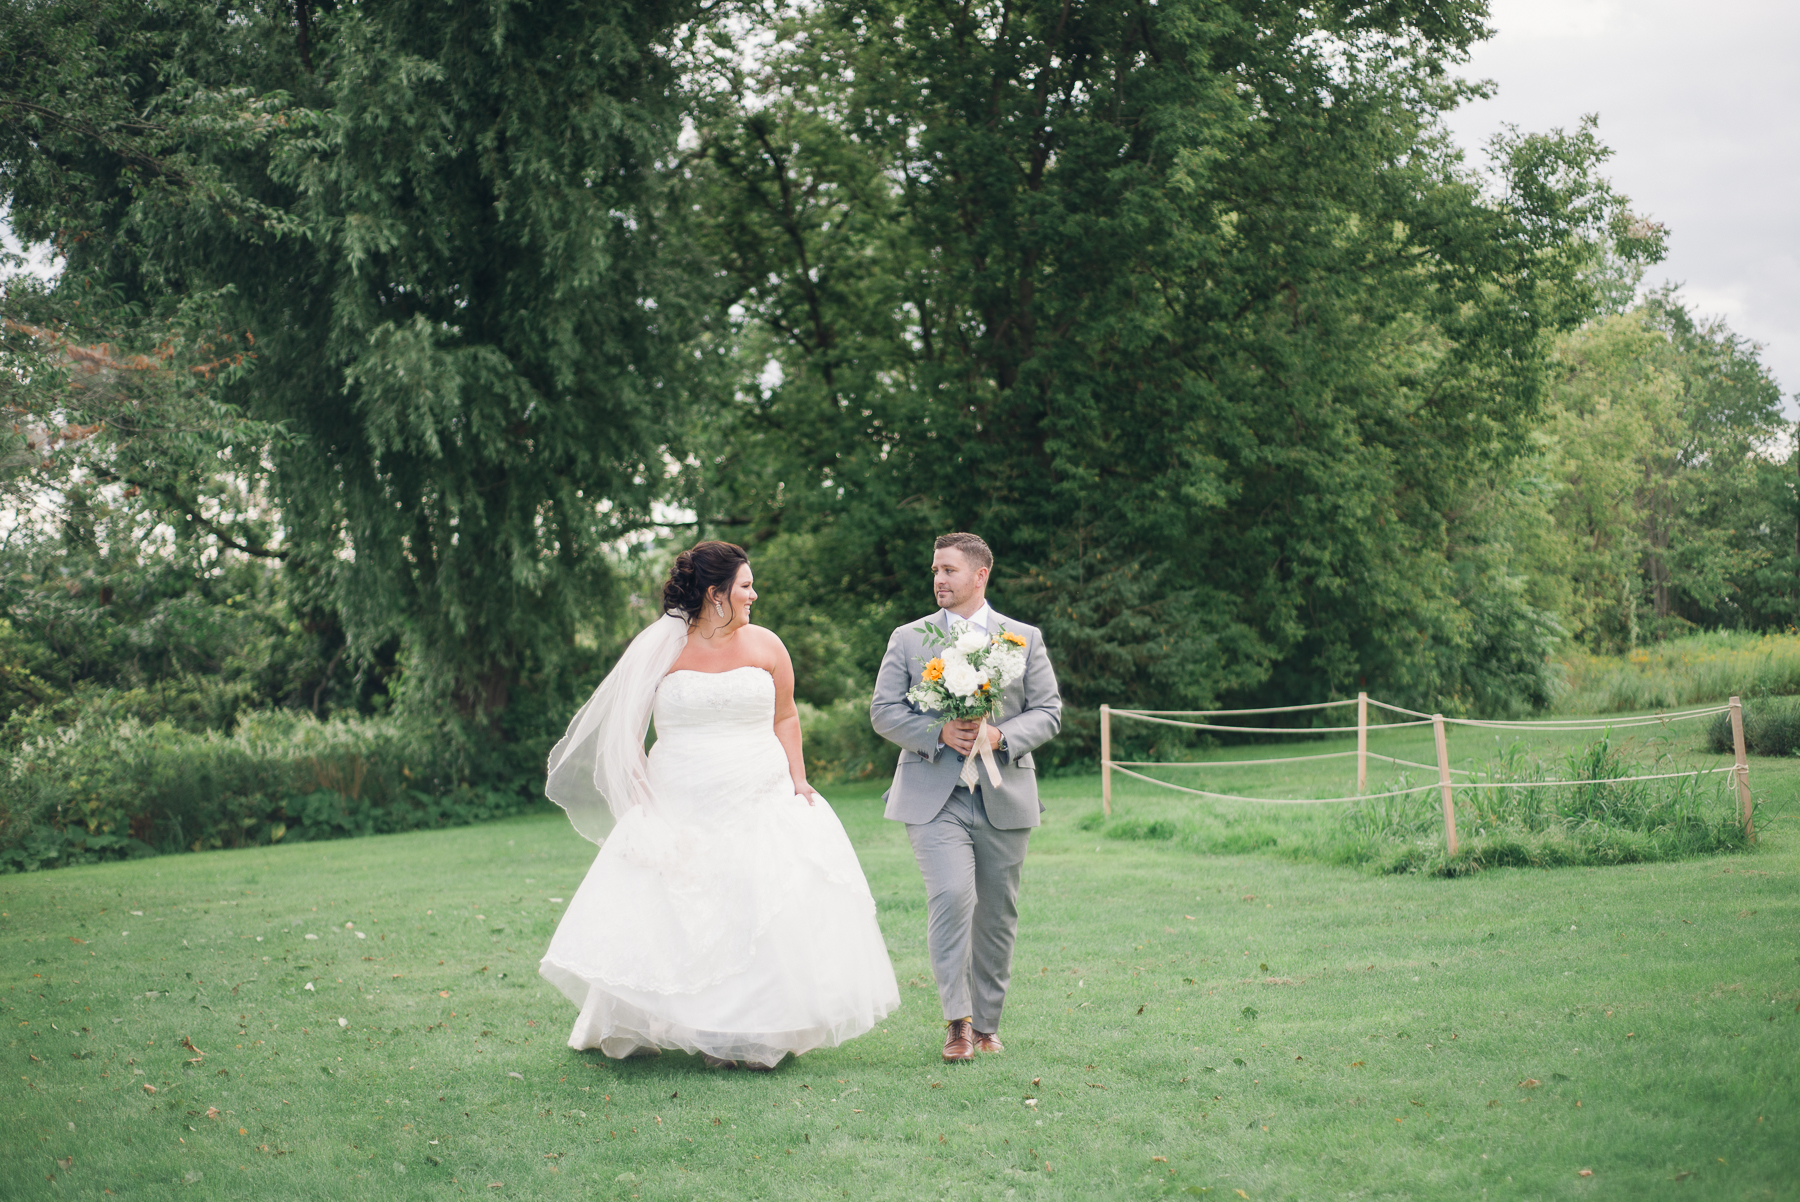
[538,731,899,1066]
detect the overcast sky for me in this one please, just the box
[1443,0,1800,405]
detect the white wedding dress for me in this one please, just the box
[538,666,900,1066]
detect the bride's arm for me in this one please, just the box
[764,631,818,803]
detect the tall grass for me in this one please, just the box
[1329,734,1750,875]
[1555,630,1800,713]
[1083,730,1753,876]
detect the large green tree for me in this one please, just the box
[690,0,1662,743]
[2,0,710,727]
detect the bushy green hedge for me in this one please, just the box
[1706,694,1800,757]
[0,708,537,873]
[799,697,895,786]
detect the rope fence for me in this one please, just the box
[1098,691,1758,855]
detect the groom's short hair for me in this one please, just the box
[934,532,993,571]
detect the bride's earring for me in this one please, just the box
[714,601,726,617]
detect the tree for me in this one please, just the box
[690,0,1661,745]
[1,0,713,729]
[1518,291,1791,648]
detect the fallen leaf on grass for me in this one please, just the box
[204,1107,221,1120]
[1519,1079,1541,1089]
[141,1084,156,1094]
[1088,1083,1107,1090]
[1578,1169,1593,1177]
[1152,1156,1168,1163]
[55,1157,71,1171]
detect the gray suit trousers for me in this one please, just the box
[906,784,1030,1032]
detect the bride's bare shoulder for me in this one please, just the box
[741,623,789,655]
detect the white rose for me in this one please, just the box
[955,627,988,654]
[942,659,986,699]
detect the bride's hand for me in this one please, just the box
[794,780,819,805]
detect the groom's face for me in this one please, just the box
[931,547,989,613]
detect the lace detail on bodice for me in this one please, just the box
[653,666,775,737]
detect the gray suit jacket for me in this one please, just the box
[871,609,1062,828]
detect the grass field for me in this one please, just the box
[4,716,1798,1200]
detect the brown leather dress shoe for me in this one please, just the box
[972,1029,1003,1054]
[942,1019,976,1062]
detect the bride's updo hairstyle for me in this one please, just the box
[663,541,750,620]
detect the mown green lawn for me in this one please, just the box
[4,719,1797,1200]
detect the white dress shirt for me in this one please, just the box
[939,602,995,631]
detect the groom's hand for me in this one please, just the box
[941,718,1000,755]
[940,719,978,755]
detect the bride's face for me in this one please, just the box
[715,564,757,625]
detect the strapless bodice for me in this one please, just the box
[653,666,775,737]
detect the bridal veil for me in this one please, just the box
[544,611,688,843]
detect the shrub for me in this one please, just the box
[799,697,895,786]
[0,707,537,873]
[1705,695,1800,757]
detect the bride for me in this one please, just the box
[538,541,900,1069]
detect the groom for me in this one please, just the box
[871,532,1062,1062]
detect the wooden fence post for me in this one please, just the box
[1433,713,1459,857]
[1729,695,1755,844]
[1357,691,1369,794]
[1100,704,1113,817]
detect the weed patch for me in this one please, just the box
[1557,631,1800,713]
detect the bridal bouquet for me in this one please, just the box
[907,620,1029,786]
